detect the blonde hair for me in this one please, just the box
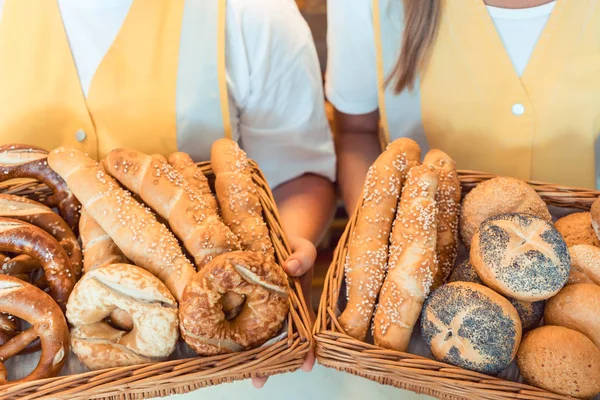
[387,0,442,94]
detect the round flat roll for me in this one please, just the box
[517,326,600,399]
[421,282,521,375]
[471,213,570,301]
[554,212,600,248]
[545,283,600,348]
[460,177,550,247]
[568,245,600,286]
[448,259,544,331]
[66,264,179,370]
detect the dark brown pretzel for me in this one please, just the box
[0,218,75,310]
[0,275,69,384]
[0,194,82,279]
[0,144,81,233]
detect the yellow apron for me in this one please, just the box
[374,0,600,188]
[0,0,231,161]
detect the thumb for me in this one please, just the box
[283,236,317,277]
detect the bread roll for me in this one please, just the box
[554,212,600,247]
[591,196,600,242]
[517,326,600,399]
[460,177,551,247]
[421,282,521,375]
[448,259,544,332]
[373,164,438,351]
[423,150,461,289]
[545,283,600,348]
[47,148,195,301]
[338,138,421,341]
[79,208,128,273]
[471,213,570,301]
[568,245,600,286]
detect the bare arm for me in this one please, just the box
[335,109,382,213]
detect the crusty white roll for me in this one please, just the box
[66,264,179,370]
[568,245,600,286]
[517,326,600,399]
[423,149,461,289]
[373,164,438,351]
[421,282,522,375]
[338,138,421,341]
[460,177,551,247]
[471,213,570,301]
[555,212,600,247]
[104,148,241,269]
[47,148,195,301]
[544,283,600,348]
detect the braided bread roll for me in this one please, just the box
[103,149,240,269]
[423,150,461,289]
[47,148,195,301]
[374,164,439,351]
[338,138,421,341]
[211,139,274,259]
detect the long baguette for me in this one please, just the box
[373,164,439,351]
[47,148,195,301]
[103,149,241,269]
[338,138,421,341]
[423,149,461,289]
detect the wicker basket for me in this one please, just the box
[0,161,312,400]
[314,170,600,400]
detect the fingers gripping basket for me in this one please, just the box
[0,161,312,400]
[315,170,600,400]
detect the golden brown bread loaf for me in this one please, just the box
[47,148,195,301]
[423,149,461,289]
[421,282,521,375]
[448,259,545,332]
[567,245,600,286]
[554,212,600,247]
[338,138,421,341]
[460,177,551,247]
[471,213,570,301]
[373,164,438,351]
[544,283,600,348]
[210,139,274,259]
[517,326,600,399]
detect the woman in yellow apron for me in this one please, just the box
[0,0,335,385]
[327,0,600,212]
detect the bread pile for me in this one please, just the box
[0,140,289,384]
[342,151,600,398]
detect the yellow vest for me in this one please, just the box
[374,0,600,188]
[0,0,231,161]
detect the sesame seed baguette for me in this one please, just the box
[47,148,195,301]
[103,149,241,269]
[423,150,461,289]
[374,164,439,351]
[338,138,421,341]
[210,139,274,259]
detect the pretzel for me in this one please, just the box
[0,218,75,310]
[0,144,80,232]
[0,194,82,279]
[66,264,179,370]
[180,251,289,355]
[0,275,69,384]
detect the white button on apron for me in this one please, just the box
[75,129,87,142]
[512,103,525,116]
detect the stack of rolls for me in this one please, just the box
[339,138,462,353]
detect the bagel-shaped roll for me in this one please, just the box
[180,251,289,355]
[471,213,570,301]
[421,282,521,375]
[66,264,179,370]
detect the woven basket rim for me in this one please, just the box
[0,160,312,400]
[314,170,595,400]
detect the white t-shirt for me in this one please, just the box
[326,0,555,115]
[0,0,335,189]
